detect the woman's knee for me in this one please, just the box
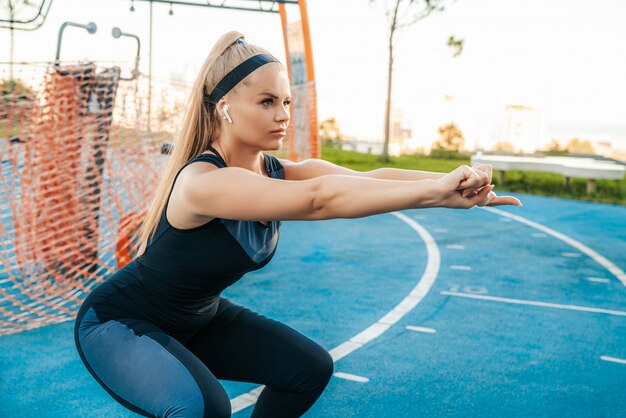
[315,347,335,384]
[298,344,334,391]
[195,382,232,418]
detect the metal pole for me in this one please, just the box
[10,25,14,81]
[9,1,14,82]
[148,0,153,132]
[55,21,97,64]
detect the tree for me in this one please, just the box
[0,79,34,123]
[546,138,563,151]
[566,138,595,154]
[430,121,465,159]
[447,34,464,57]
[433,121,464,150]
[542,138,569,156]
[319,117,343,142]
[369,0,454,162]
[493,141,515,153]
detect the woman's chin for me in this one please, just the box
[270,138,283,148]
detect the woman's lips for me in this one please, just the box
[270,130,286,136]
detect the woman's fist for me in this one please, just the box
[434,164,523,209]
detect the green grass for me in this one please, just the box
[321,145,466,173]
[320,144,625,206]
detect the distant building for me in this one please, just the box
[338,135,384,154]
[491,104,541,154]
[386,102,414,156]
[592,139,613,157]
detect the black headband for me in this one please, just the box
[205,53,280,108]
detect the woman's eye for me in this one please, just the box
[262,99,291,107]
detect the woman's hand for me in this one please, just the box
[433,164,523,208]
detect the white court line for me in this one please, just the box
[406,325,436,333]
[450,265,471,271]
[587,277,610,283]
[561,252,581,258]
[230,212,440,413]
[601,356,626,365]
[480,207,626,287]
[333,372,369,383]
[440,291,626,317]
[446,244,464,250]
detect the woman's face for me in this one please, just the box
[220,64,291,150]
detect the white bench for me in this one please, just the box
[469,154,626,193]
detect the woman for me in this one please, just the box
[74,31,522,418]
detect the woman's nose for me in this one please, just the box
[276,106,289,122]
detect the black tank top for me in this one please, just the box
[83,146,285,342]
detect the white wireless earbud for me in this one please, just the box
[223,105,233,124]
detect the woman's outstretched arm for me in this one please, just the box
[183,163,520,224]
[278,157,489,183]
[364,167,446,181]
[184,164,442,223]
[278,157,444,181]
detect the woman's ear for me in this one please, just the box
[222,104,233,124]
[216,99,232,124]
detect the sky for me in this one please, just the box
[2,0,626,151]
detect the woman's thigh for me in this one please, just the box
[74,305,231,418]
[185,297,334,393]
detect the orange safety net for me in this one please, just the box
[0,58,301,337]
[0,62,162,336]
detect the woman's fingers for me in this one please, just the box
[457,166,490,196]
[461,186,523,207]
[454,166,479,191]
[468,184,494,206]
[486,194,523,206]
[441,166,522,208]
[472,163,492,184]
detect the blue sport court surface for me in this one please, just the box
[1,191,625,417]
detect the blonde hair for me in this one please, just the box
[136,31,283,257]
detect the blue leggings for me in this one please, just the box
[74,297,334,417]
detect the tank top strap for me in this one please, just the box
[160,152,225,223]
[263,153,285,179]
[204,145,228,167]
